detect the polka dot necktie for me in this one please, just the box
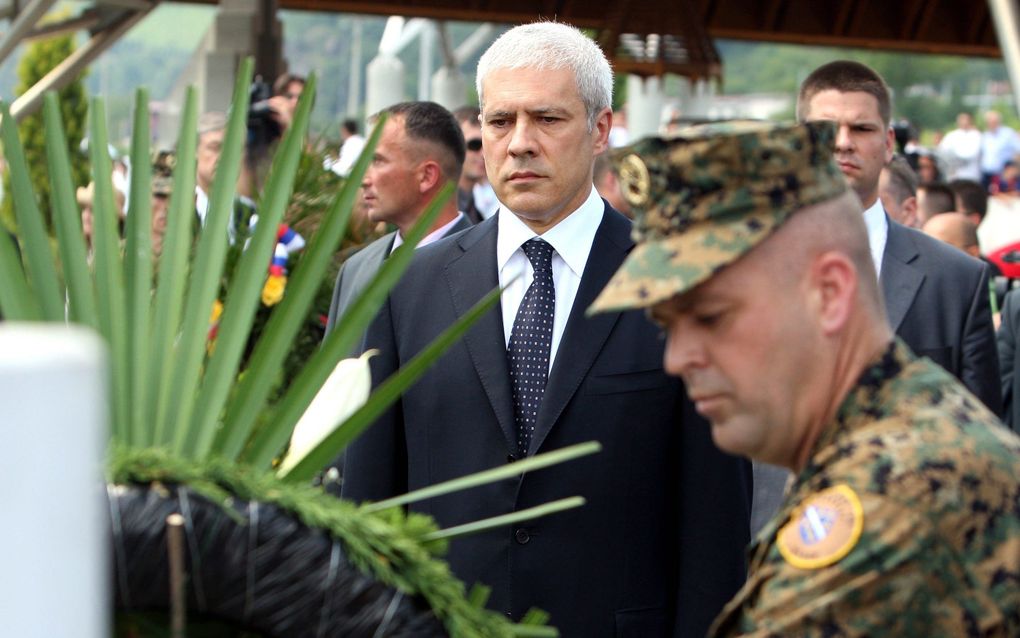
[508,238,555,457]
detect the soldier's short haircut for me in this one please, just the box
[453,106,481,126]
[949,179,988,221]
[373,101,466,184]
[594,153,617,184]
[883,155,918,206]
[476,22,613,132]
[797,60,892,127]
[919,181,956,217]
[341,119,358,135]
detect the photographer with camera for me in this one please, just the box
[243,72,307,197]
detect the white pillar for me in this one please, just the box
[346,18,363,116]
[366,52,405,117]
[989,0,1020,121]
[0,324,107,638]
[418,21,434,101]
[673,76,693,124]
[626,74,665,140]
[431,67,466,110]
[688,78,716,119]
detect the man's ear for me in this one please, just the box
[811,251,857,336]
[901,196,919,228]
[592,107,612,155]
[419,160,442,193]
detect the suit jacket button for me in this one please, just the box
[507,453,517,464]
[515,528,530,544]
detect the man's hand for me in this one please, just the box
[266,95,295,131]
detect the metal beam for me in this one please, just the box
[10,6,153,121]
[988,0,1020,120]
[452,22,494,65]
[436,20,455,67]
[0,0,58,65]
[25,11,102,41]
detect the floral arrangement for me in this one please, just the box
[0,59,595,637]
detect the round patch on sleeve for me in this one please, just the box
[619,154,651,208]
[776,484,864,570]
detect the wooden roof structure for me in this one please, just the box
[1,0,1005,120]
[273,0,1003,59]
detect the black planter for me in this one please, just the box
[108,483,447,637]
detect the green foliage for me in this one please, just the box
[0,60,583,636]
[2,33,88,230]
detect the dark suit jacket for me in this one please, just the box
[881,218,1000,411]
[343,205,751,637]
[325,215,473,333]
[997,290,1020,430]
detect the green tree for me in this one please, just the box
[2,33,89,229]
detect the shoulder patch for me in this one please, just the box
[777,484,863,570]
[619,154,651,208]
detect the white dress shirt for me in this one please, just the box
[981,126,1020,174]
[331,134,366,177]
[862,198,888,277]
[390,212,466,253]
[497,187,603,371]
[194,186,256,245]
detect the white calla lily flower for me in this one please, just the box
[278,349,377,475]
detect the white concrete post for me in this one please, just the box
[431,67,467,110]
[0,324,108,638]
[366,53,405,117]
[626,74,665,140]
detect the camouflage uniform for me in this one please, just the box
[588,121,1020,637]
[710,339,1020,637]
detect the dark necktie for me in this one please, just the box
[508,238,555,457]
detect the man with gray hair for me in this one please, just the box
[343,21,751,637]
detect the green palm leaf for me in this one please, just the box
[0,102,62,321]
[123,88,154,446]
[187,74,318,459]
[43,93,96,329]
[243,182,453,470]
[87,98,130,442]
[164,58,254,456]
[148,88,199,445]
[211,115,387,462]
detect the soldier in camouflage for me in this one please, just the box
[589,120,1020,637]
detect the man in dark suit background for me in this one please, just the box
[342,21,751,638]
[797,61,999,411]
[748,60,1003,540]
[997,290,1020,431]
[325,101,472,333]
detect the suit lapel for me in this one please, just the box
[343,234,394,311]
[443,218,518,451]
[881,219,924,333]
[529,206,629,455]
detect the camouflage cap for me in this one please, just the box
[152,150,175,196]
[588,120,847,315]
